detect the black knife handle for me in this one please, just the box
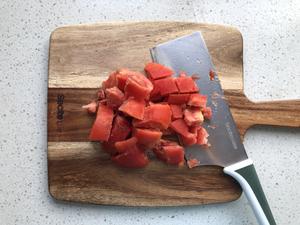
[224,159,276,225]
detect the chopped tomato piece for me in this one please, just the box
[116,74,128,91]
[82,101,97,114]
[105,87,125,108]
[187,158,200,168]
[144,62,174,80]
[115,137,138,154]
[162,146,184,165]
[133,128,162,148]
[112,145,149,168]
[167,93,190,104]
[102,71,117,89]
[171,119,197,146]
[170,104,183,120]
[196,126,209,145]
[149,83,163,102]
[124,72,153,100]
[102,142,117,155]
[153,77,178,96]
[116,69,131,91]
[116,69,148,91]
[189,125,200,134]
[188,93,207,108]
[153,143,184,165]
[175,76,199,93]
[89,104,114,141]
[133,104,171,129]
[170,119,190,137]
[183,108,204,126]
[179,133,197,146]
[202,107,212,120]
[108,115,131,143]
[119,97,145,120]
[209,70,215,81]
[97,88,106,100]
[113,137,149,168]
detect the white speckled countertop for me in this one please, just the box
[0,0,299,224]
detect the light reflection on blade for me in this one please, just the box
[150,32,248,167]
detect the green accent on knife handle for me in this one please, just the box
[224,160,276,225]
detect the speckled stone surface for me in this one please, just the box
[0,0,299,224]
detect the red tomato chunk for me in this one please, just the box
[109,115,131,143]
[209,70,215,81]
[183,108,204,126]
[115,137,138,154]
[119,98,145,120]
[202,107,212,120]
[175,76,199,93]
[149,83,162,102]
[170,119,190,137]
[188,93,207,108]
[133,104,171,130]
[179,133,197,146]
[153,77,178,96]
[167,94,190,104]
[144,62,174,80]
[102,71,117,90]
[98,88,106,100]
[112,147,149,168]
[133,128,162,148]
[89,104,114,141]
[125,73,153,100]
[153,141,184,166]
[105,87,125,108]
[116,69,132,91]
[102,142,117,155]
[196,126,209,145]
[170,104,183,120]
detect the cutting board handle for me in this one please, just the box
[250,99,300,127]
[226,90,300,137]
[224,159,276,225]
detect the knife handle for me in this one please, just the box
[224,159,276,225]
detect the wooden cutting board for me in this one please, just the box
[48,22,300,206]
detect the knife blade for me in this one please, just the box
[151,32,247,167]
[150,32,276,225]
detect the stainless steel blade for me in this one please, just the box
[150,32,248,167]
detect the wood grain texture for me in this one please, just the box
[48,22,300,206]
[224,89,300,137]
[48,142,241,206]
[49,22,243,90]
[48,88,300,142]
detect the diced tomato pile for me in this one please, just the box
[83,63,212,168]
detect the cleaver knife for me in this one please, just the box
[150,32,276,225]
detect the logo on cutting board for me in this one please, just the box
[56,94,64,131]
